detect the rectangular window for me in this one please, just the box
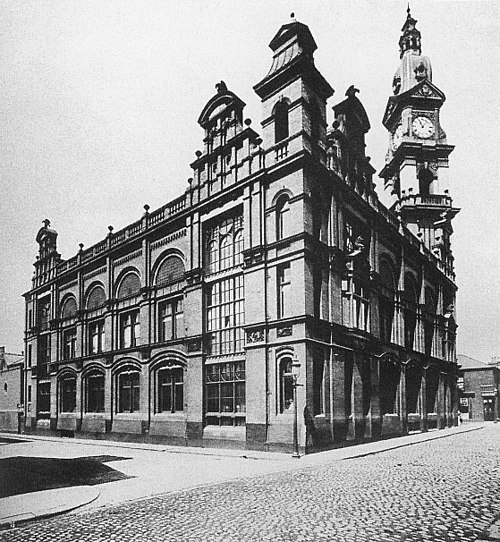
[118,372,140,413]
[205,361,245,426]
[121,312,140,349]
[379,296,394,343]
[63,327,77,359]
[60,378,76,412]
[89,321,105,354]
[159,299,183,342]
[157,368,183,413]
[86,373,105,413]
[28,344,32,368]
[313,359,326,416]
[38,334,51,365]
[28,385,32,403]
[277,264,291,319]
[207,276,244,355]
[279,358,293,414]
[353,282,370,331]
[38,298,51,331]
[37,382,51,419]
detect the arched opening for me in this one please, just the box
[406,362,422,415]
[279,357,293,413]
[155,256,185,287]
[155,364,184,413]
[403,274,418,350]
[60,297,77,319]
[84,370,105,413]
[59,373,76,413]
[380,357,400,415]
[379,259,396,343]
[116,368,140,413]
[418,168,434,196]
[276,194,291,240]
[274,100,289,143]
[86,285,106,310]
[424,288,436,357]
[116,272,141,299]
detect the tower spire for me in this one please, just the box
[399,4,421,58]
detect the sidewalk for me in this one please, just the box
[0,423,484,528]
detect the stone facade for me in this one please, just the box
[458,354,500,422]
[23,12,460,453]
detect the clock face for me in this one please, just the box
[412,116,435,138]
[392,124,404,150]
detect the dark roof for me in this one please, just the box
[457,354,490,370]
[0,349,23,371]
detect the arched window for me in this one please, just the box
[220,235,232,270]
[279,357,293,413]
[87,285,106,310]
[234,230,243,267]
[59,374,76,413]
[116,272,141,299]
[155,256,185,287]
[274,100,289,143]
[404,275,418,350]
[406,362,422,415]
[379,357,400,415]
[425,365,439,415]
[276,194,291,240]
[61,297,77,319]
[156,365,184,413]
[117,369,140,413]
[85,371,105,413]
[424,288,436,356]
[379,259,396,343]
[208,240,219,274]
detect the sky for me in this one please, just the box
[1,0,499,361]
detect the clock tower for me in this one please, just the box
[380,6,459,270]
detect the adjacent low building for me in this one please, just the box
[458,354,499,422]
[23,11,460,453]
[0,347,24,432]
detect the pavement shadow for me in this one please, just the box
[0,456,133,498]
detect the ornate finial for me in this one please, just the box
[215,81,227,94]
[345,85,360,98]
[143,204,150,213]
[79,243,84,251]
[407,3,411,17]
[42,219,50,228]
[108,225,114,233]
[290,12,295,20]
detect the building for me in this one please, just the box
[458,354,500,422]
[0,347,24,432]
[23,11,460,453]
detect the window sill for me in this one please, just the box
[152,412,185,420]
[114,412,144,420]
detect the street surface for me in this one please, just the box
[1,424,500,541]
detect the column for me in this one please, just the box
[370,356,381,439]
[332,351,347,442]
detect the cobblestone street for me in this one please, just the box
[2,425,500,541]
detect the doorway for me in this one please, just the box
[483,398,494,421]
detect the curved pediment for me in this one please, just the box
[197,81,245,128]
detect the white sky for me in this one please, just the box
[1,0,498,361]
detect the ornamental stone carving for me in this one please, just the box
[246,329,264,343]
